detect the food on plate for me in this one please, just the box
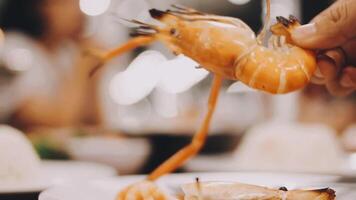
[117,181,173,200]
[0,125,41,182]
[183,181,335,200]
[117,179,335,200]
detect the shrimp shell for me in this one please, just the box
[236,44,316,94]
[96,5,317,94]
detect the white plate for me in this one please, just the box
[39,172,353,200]
[0,160,116,194]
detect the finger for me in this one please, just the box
[291,0,356,49]
[313,48,346,84]
[310,67,326,85]
[317,55,353,96]
[317,55,341,81]
[324,48,346,68]
[325,78,354,97]
[311,48,346,85]
[342,38,356,65]
[340,66,356,87]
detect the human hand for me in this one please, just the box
[291,0,356,96]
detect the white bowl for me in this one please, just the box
[66,136,151,174]
[0,160,116,194]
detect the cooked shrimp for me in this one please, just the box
[115,180,335,200]
[91,1,320,199]
[95,1,316,94]
[183,181,335,200]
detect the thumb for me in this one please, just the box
[291,0,356,49]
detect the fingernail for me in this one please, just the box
[341,74,354,87]
[314,67,324,79]
[292,23,317,39]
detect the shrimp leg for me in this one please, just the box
[256,0,270,44]
[147,75,223,181]
[89,36,155,76]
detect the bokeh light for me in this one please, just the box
[227,82,257,93]
[109,51,209,105]
[109,51,165,105]
[152,90,179,118]
[115,0,151,25]
[79,0,111,16]
[157,55,209,94]
[228,0,251,5]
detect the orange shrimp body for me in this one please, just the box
[236,44,316,93]
[149,8,317,94]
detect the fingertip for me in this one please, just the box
[291,24,316,47]
[291,20,346,49]
[340,74,354,88]
[291,23,334,49]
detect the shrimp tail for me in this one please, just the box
[276,15,300,27]
[270,15,301,44]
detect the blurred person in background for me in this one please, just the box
[292,0,356,97]
[0,0,103,130]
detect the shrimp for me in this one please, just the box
[115,180,335,200]
[91,0,319,199]
[96,2,316,94]
[183,181,335,200]
[145,6,316,94]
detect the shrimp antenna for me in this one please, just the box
[108,12,159,31]
[119,18,159,36]
[107,12,135,26]
[169,4,204,15]
[195,177,204,200]
[257,0,271,45]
